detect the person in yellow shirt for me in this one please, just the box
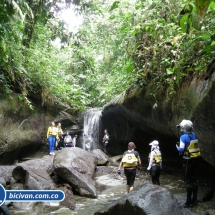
[56,123,64,150]
[47,121,58,155]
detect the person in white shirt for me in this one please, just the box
[147,140,162,185]
[72,135,78,147]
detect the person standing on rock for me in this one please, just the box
[176,119,201,208]
[84,134,92,151]
[56,123,64,150]
[147,140,162,185]
[102,129,109,154]
[118,142,141,193]
[47,121,58,156]
[72,135,78,147]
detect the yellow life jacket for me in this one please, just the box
[57,128,63,135]
[122,153,138,167]
[185,139,201,158]
[148,152,162,164]
[48,127,57,136]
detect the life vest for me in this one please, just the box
[48,127,57,136]
[122,153,138,167]
[57,128,63,135]
[103,134,109,142]
[185,139,201,158]
[148,152,162,164]
[64,136,72,143]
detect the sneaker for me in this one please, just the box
[49,152,52,156]
[52,152,55,155]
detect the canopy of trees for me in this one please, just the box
[0,0,215,111]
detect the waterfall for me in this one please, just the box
[83,108,102,150]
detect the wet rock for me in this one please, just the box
[17,155,54,174]
[12,165,55,190]
[58,184,76,210]
[94,181,196,215]
[0,165,16,184]
[91,149,109,165]
[53,147,97,198]
[9,182,35,211]
[0,177,6,187]
[107,155,123,167]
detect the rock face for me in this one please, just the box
[101,74,215,167]
[12,165,55,190]
[0,95,51,164]
[53,147,98,197]
[0,94,83,165]
[91,149,109,165]
[94,181,195,215]
[0,165,16,185]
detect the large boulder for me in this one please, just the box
[16,155,54,174]
[94,181,196,215]
[53,147,98,198]
[91,149,109,165]
[0,165,16,185]
[12,165,55,190]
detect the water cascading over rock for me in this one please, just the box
[82,108,102,150]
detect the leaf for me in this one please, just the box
[109,15,116,20]
[211,41,215,46]
[126,63,134,73]
[166,68,173,75]
[180,13,189,32]
[202,34,211,39]
[208,1,215,13]
[109,1,120,11]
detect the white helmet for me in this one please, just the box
[149,140,159,151]
[178,119,193,133]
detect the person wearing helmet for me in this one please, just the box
[176,119,201,208]
[147,140,162,185]
[118,142,141,193]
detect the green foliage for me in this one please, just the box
[0,0,215,111]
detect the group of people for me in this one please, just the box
[46,122,78,156]
[118,119,201,208]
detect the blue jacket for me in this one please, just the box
[177,132,197,153]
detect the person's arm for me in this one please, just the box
[138,157,141,166]
[176,136,186,153]
[147,152,154,170]
[47,127,50,139]
[118,160,123,171]
[118,154,124,170]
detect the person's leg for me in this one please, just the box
[48,136,52,154]
[184,159,194,207]
[50,137,55,155]
[104,142,108,153]
[191,158,200,206]
[124,169,130,193]
[151,175,156,184]
[128,169,136,192]
[156,175,160,185]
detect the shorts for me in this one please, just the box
[124,168,136,187]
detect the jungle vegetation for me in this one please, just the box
[0,0,215,111]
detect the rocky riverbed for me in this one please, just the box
[4,149,215,215]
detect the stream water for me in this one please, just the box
[8,160,215,215]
